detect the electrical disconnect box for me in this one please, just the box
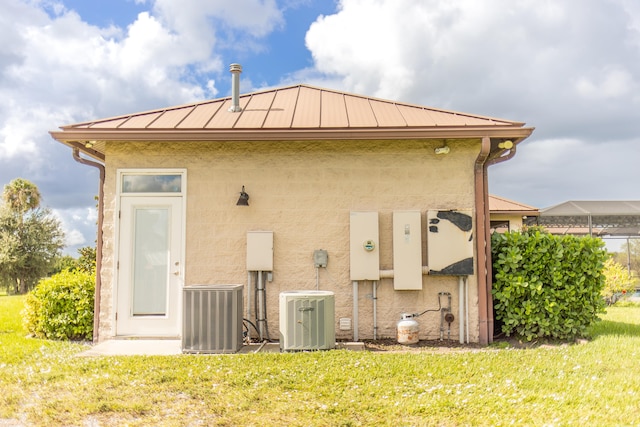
[313,249,328,268]
[427,210,474,275]
[393,211,423,290]
[349,211,380,280]
[246,231,273,271]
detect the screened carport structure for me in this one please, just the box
[527,201,640,275]
[530,201,640,236]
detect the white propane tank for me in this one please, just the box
[397,313,419,345]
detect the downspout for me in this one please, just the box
[474,137,491,345]
[72,148,105,343]
[483,142,518,344]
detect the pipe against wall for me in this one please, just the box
[459,276,465,344]
[353,281,359,341]
[373,281,377,340]
[465,276,469,344]
[72,148,104,343]
[474,136,491,345]
[247,271,252,321]
[257,271,265,340]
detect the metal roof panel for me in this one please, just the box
[344,96,378,127]
[320,90,349,128]
[147,107,195,129]
[262,86,299,128]
[234,91,276,129]
[177,101,224,128]
[205,98,249,129]
[291,86,320,128]
[369,100,407,127]
[118,112,163,129]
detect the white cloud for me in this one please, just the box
[302,0,640,208]
[52,206,99,253]
[575,66,637,100]
[305,0,640,142]
[0,0,284,251]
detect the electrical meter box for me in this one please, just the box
[393,211,423,290]
[427,210,474,275]
[246,231,273,271]
[349,211,380,280]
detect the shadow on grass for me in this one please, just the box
[588,320,640,339]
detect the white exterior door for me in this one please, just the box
[116,196,183,336]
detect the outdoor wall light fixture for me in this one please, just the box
[498,140,514,150]
[85,141,94,148]
[434,145,450,155]
[236,185,250,206]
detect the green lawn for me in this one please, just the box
[1,294,639,426]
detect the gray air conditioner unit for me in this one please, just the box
[279,290,335,351]
[183,284,243,354]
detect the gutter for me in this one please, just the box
[50,126,535,144]
[72,148,105,343]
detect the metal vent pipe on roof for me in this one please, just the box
[228,63,242,113]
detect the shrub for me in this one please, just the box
[601,258,637,304]
[491,227,607,341]
[22,269,94,340]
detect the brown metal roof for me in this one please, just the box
[489,195,539,216]
[50,84,534,161]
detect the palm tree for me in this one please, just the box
[2,178,41,214]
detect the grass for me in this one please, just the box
[2,295,640,426]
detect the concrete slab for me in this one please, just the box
[78,339,183,356]
[78,340,366,356]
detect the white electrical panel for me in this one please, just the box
[427,210,474,275]
[246,231,273,271]
[349,211,380,280]
[393,211,423,290]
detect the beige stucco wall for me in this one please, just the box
[99,138,482,343]
[491,213,525,231]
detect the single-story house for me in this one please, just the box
[489,195,539,232]
[50,65,534,346]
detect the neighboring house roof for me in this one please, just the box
[50,84,534,161]
[537,201,640,237]
[489,195,539,216]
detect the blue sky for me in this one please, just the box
[1,0,639,255]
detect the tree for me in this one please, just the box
[2,178,41,214]
[0,179,65,294]
[602,258,638,304]
[612,238,640,278]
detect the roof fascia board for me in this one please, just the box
[50,126,534,143]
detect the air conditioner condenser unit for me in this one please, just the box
[279,290,335,351]
[182,284,243,354]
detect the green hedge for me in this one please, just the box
[22,269,95,341]
[491,227,607,341]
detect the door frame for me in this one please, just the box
[114,169,187,337]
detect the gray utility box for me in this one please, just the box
[182,284,244,354]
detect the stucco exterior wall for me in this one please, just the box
[100,139,482,342]
[491,213,525,231]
